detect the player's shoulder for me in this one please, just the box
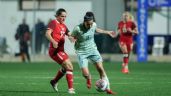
[50,19,55,22]
[73,24,81,32]
[118,21,123,25]
[127,21,136,26]
[127,20,134,24]
[93,22,97,26]
[50,19,57,24]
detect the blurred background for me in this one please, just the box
[0,0,171,62]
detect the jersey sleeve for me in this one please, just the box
[47,20,55,31]
[71,26,79,37]
[65,26,70,35]
[132,22,136,29]
[117,22,121,30]
[93,22,97,28]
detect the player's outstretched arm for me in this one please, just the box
[67,32,76,43]
[96,28,116,38]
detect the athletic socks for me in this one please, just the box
[66,70,74,89]
[53,68,66,83]
[87,79,91,89]
[123,53,129,69]
[102,76,110,89]
[83,74,92,89]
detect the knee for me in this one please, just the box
[123,53,129,58]
[62,60,74,71]
[65,63,73,71]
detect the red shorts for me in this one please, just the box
[119,39,133,53]
[49,48,69,64]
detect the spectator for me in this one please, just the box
[15,18,31,62]
[35,18,46,54]
[42,19,51,54]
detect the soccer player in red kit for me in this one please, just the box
[45,8,75,94]
[117,12,138,74]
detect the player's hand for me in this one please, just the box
[122,28,127,33]
[52,41,58,48]
[108,31,116,38]
[127,28,132,33]
[68,36,76,43]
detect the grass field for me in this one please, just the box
[0,61,171,96]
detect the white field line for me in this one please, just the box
[2,81,171,86]
[0,76,138,80]
[0,75,170,80]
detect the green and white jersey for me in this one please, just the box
[71,22,97,54]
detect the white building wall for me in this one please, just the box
[55,1,92,55]
[148,12,167,35]
[0,0,54,54]
[0,0,125,56]
[0,0,92,55]
[106,0,125,30]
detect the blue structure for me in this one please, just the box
[137,0,171,62]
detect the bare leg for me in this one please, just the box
[81,67,91,89]
[119,42,129,74]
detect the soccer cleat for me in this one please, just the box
[87,79,92,89]
[106,89,116,95]
[68,88,75,94]
[121,68,129,74]
[122,63,129,74]
[50,80,58,92]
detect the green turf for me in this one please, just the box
[0,61,171,96]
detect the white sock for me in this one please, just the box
[125,65,128,69]
[102,76,110,89]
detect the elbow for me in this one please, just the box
[45,31,49,38]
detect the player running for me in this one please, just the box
[45,8,75,94]
[117,12,138,74]
[69,11,116,95]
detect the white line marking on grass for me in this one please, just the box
[0,76,88,79]
[133,72,171,75]
[111,81,171,85]
[11,81,171,86]
[16,83,25,85]
[15,82,41,85]
[0,76,52,79]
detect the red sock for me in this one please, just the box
[123,57,129,65]
[53,68,65,83]
[87,79,91,89]
[87,79,91,85]
[66,70,73,89]
[123,53,129,66]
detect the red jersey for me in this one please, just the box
[48,19,69,51]
[118,21,136,43]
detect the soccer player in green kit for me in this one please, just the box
[69,12,116,94]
